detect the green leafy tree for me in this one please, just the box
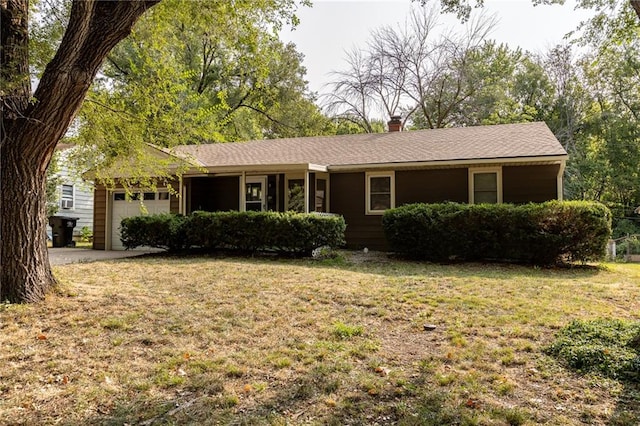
[74,0,323,167]
[575,41,640,206]
[1,0,304,303]
[1,0,160,303]
[445,41,554,126]
[418,0,640,23]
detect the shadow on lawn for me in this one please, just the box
[78,368,640,426]
[608,380,640,425]
[83,365,489,425]
[137,249,604,282]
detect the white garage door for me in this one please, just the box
[111,192,171,250]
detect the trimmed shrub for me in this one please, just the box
[121,211,346,256]
[120,213,188,252]
[382,201,611,265]
[546,319,640,382]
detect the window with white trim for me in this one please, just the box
[61,184,74,209]
[366,172,394,214]
[469,168,502,204]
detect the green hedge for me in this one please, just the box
[120,213,189,252]
[120,211,346,255]
[382,201,611,264]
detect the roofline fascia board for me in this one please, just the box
[327,155,569,172]
[182,163,328,175]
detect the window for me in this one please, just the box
[315,179,327,212]
[143,192,155,201]
[158,192,170,200]
[287,178,305,213]
[469,168,502,204]
[61,184,74,209]
[366,172,394,214]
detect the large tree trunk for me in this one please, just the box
[1,0,159,303]
[632,1,640,20]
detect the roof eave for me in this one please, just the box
[185,163,328,176]
[327,155,569,172]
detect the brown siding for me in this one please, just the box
[189,176,240,212]
[267,175,277,211]
[92,186,107,250]
[330,172,387,250]
[503,164,559,203]
[396,168,468,205]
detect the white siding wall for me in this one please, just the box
[50,147,94,237]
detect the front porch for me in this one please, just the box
[184,165,330,215]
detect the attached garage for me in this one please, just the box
[110,191,171,250]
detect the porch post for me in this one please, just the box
[557,161,566,201]
[178,175,185,214]
[240,172,246,212]
[304,171,310,213]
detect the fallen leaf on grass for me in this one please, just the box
[325,398,336,407]
[374,366,390,376]
[465,398,480,409]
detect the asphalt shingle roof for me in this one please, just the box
[173,122,567,169]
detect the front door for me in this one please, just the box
[245,177,266,211]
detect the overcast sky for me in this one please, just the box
[280,0,593,95]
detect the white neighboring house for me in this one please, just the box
[49,144,94,237]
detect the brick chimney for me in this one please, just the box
[388,115,402,132]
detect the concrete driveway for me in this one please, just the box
[49,248,159,265]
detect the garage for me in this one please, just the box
[111,191,171,250]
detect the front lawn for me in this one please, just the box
[1,254,639,425]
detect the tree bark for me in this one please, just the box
[1,0,159,303]
[631,0,640,20]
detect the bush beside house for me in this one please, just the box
[382,201,611,265]
[120,213,189,252]
[120,211,346,255]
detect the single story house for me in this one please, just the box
[93,121,568,251]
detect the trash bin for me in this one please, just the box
[48,216,78,248]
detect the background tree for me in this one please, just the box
[572,40,640,208]
[323,49,382,133]
[420,0,640,23]
[324,7,496,131]
[65,0,324,182]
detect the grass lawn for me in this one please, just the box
[1,253,639,425]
